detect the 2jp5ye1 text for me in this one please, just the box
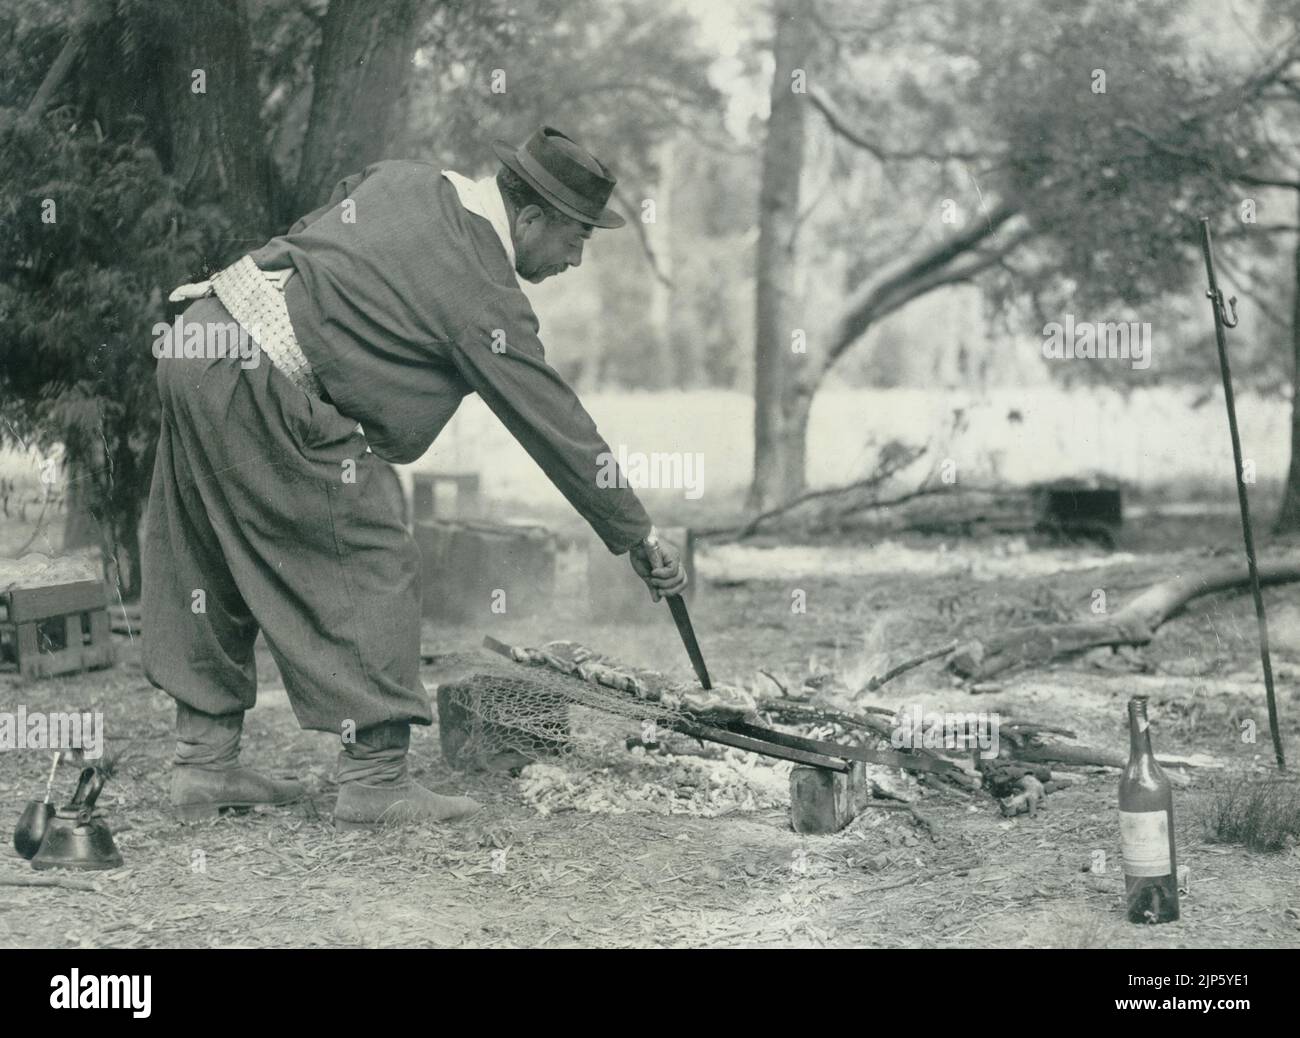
[1128,975,1247,989]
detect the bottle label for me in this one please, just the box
[1120,809,1171,876]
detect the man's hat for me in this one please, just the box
[491,126,625,229]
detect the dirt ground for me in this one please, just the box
[2,513,1299,949]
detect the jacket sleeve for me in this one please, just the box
[449,288,653,554]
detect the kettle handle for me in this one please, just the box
[68,767,106,819]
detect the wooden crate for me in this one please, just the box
[410,472,482,524]
[0,579,116,680]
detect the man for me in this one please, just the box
[143,126,687,828]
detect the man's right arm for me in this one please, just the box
[447,288,652,555]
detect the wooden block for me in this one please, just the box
[587,525,695,621]
[436,677,568,773]
[790,762,869,834]
[416,519,555,622]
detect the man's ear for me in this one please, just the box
[514,203,547,237]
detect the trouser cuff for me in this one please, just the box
[175,702,244,769]
[337,721,410,785]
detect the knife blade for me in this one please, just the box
[666,594,712,690]
[644,531,712,689]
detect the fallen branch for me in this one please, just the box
[1011,739,1223,772]
[949,557,1300,680]
[695,445,933,540]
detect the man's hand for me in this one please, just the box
[628,530,688,602]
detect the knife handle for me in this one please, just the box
[641,529,675,597]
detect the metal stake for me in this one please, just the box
[1198,217,1285,771]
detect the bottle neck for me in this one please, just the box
[1129,699,1153,760]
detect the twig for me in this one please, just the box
[756,701,894,739]
[860,641,958,693]
[861,868,953,893]
[869,799,936,834]
[0,874,99,892]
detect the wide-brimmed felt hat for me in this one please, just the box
[491,126,626,229]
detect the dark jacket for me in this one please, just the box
[250,160,651,553]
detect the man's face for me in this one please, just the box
[514,207,593,283]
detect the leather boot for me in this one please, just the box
[171,704,304,822]
[334,721,479,829]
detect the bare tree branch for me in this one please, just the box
[824,203,1023,366]
[611,184,672,289]
[807,84,992,165]
[865,227,1036,327]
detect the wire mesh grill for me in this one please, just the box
[433,644,705,773]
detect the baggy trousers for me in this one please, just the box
[142,296,433,735]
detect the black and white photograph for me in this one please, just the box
[0,0,1297,987]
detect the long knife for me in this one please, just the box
[644,532,712,689]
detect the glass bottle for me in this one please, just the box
[1119,696,1179,923]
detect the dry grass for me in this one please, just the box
[1202,775,1300,852]
[1033,907,1127,948]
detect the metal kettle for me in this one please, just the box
[30,767,124,871]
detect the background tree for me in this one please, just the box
[294,0,431,214]
[745,0,1300,513]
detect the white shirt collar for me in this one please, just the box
[441,170,516,273]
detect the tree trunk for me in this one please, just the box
[749,0,813,510]
[160,0,276,260]
[294,0,429,215]
[776,382,814,501]
[1276,190,1300,532]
